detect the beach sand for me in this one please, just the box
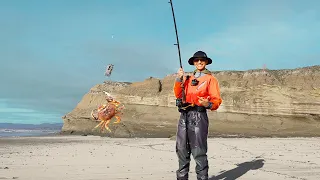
[1,135,320,180]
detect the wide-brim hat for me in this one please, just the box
[188,51,212,65]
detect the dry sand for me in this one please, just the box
[1,135,320,180]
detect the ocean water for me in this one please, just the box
[0,129,60,137]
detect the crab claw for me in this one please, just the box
[91,110,98,120]
[114,116,121,124]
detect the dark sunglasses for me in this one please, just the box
[193,58,207,62]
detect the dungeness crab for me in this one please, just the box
[91,92,125,132]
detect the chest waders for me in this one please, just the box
[176,109,209,180]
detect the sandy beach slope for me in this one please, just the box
[1,136,320,180]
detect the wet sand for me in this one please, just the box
[1,135,320,180]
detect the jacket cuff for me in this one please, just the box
[205,102,213,109]
[175,77,182,82]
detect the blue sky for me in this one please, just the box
[1,0,319,124]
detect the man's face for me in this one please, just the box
[193,58,207,70]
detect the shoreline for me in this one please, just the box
[3,130,320,139]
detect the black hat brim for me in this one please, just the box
[188,57,212,65]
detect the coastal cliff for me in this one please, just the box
[61,65,320,138]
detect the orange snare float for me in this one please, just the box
[91,92,125,132]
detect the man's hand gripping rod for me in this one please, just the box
[169,0,186,105]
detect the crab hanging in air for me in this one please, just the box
[91,91,125,132]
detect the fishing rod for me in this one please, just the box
[168,0,186,104]
[169,0,182,68]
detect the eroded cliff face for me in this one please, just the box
[61,66,320,138]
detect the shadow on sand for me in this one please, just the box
[209,159,265,180]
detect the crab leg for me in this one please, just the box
[94,121,104,129]
[100,121,105,131]
[104,120,111,132]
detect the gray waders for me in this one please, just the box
[176,109,209,180]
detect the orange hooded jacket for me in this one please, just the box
[173,72,222,111]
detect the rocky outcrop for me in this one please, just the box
[61,65,320,138]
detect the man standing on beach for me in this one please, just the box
[173,51,222,180]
